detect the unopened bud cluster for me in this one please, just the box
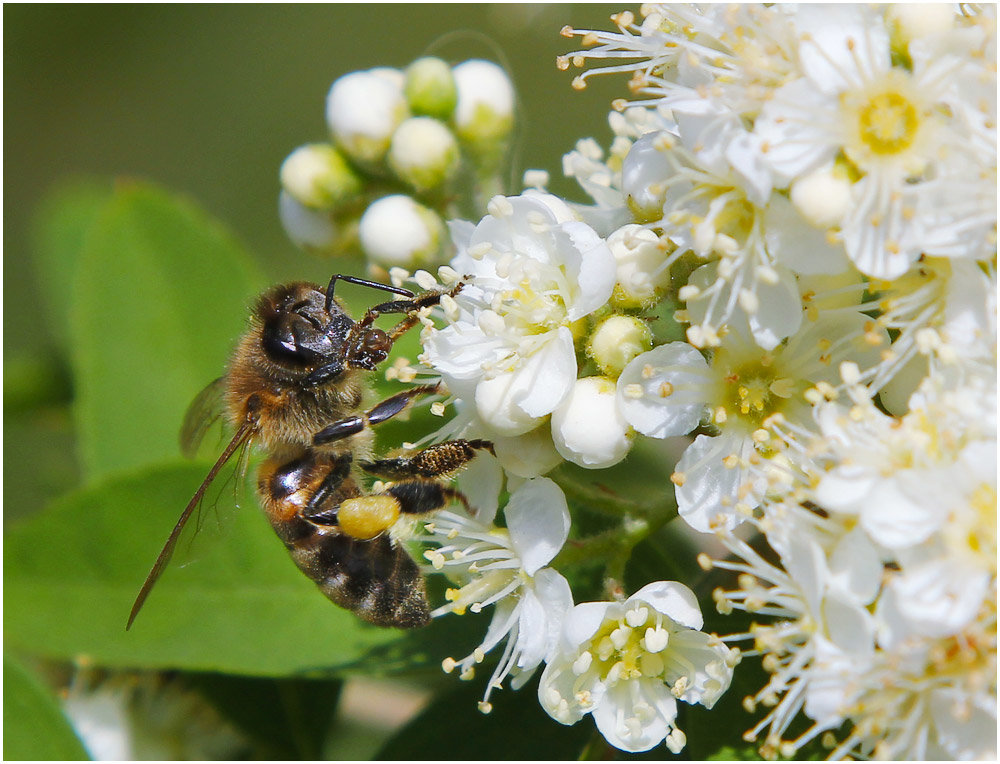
[279,57,516,273]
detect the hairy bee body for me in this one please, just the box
[128,275,490,631]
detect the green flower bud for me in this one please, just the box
[279,143,361,209]
[588,315,653,376]
[388,117,460,191]
[452,59,515,155]
[404,57,458,119]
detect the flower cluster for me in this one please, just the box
[707,370,996,759]
[279,57,515,272]
[280,4,995,758]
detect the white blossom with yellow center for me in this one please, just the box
[754,4,996,278]
[424,462,573,712]
[422,192,615,438]
[616,310,887,532]
[538,581,735,754]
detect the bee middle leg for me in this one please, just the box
[313,384,440,445]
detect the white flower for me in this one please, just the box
[709,367,997,760]
[617,309,887,532]
[754,5,996,278]
[427,468,574,710]
[620,131,848,350]
[538,581,735,754]
[421,193,616,438]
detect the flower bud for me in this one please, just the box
[888,4,954,48]
[358,195,444,268]
[388,117,460,191]
[279,143,361,209]
[607,224,672,308]
[404,57,458,120]
[326,68,408,165]
[790,164,851,230]
[278,190,338,252]
[551,377,633,469]
[493,428,564,478]
[588,315,653,376]
[452,60,515,153]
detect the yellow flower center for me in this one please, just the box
[857,90,919,155]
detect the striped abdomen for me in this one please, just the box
[257,450,431,629]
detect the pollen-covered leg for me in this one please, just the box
[361,439,494,480]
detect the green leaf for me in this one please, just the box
[4,461,404,676]
[30,178,113,353]
[70,181,265,482]
[375,673,592,760]
[187,673,343,759]
[3,653,89,760]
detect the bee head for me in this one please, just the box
[258,284,350,367]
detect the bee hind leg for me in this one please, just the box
[361,439,494,481]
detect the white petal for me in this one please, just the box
[859,473,939,549]
[505,477,570,575]
[675,433,763,533]
[930,687,999,760]
[822,590,875,656]
[884,559,989,638]
[561,601,613,651]
[516,568,574,671]
[616,344,711,438]
[724,129,772,205]
[473,328,577,435]
[814,465,875,513]
[663,629,735,707]
[629,581,703,631]
[764,193,850,276]
[592,681,675,753]
[554,222,616,320]
[746,265,803,351]
[827,525,882,605]
[755,79,839,184]
[456,450,503,524]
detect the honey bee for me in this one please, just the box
[127,274,491,630]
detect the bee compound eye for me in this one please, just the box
[337,496,401,540]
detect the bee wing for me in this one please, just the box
[127,417,257,630]
[180,376,227,459]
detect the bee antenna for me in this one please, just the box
[325,274,415,313]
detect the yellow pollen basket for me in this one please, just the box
[338,495,401,540]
